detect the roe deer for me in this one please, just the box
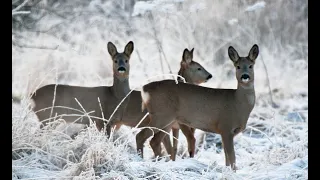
[111,48,212,160]
[30,41,134,135]
[139,44,259,171]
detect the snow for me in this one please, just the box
[132,0,184,16]
[228,18,238,26]
[12,0,308,179]
[245,1,266,12]
[189,2,206,13]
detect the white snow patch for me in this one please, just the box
[189,2,207,12]
[228,18,238,25]
[132,0,185,16]
[245,1,266,12]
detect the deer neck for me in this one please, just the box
[235,82,256,109]
[111,74,130,99]
[177,69,192,83]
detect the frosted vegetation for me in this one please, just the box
[12,0,307,179]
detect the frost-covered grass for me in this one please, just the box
[12,0,307,179]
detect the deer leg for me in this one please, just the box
[161,132,173,159]
[190,127,195,135]
[223,145,230,166]
[180,124,196,158]
[134,115,153,158]
[221,133,236,171]
[96,119,105,132]
[136,113,174,159]
[171,128,179,160]
[150,126,172,159]
[105,116,121,138]
[135,128,153,158]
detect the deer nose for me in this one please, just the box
[117,67,126,74]
[207,74,212,80]
[241,74,250,80]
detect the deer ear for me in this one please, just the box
[107,42,118,58]
[182,48,193,64]
[248,44,259,62]
[228,46,239,63]
[124,41,134,57]
[190,48,194,56]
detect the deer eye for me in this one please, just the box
[115,60,118,63]
[237,66,240,69]
[125,60,128,63]
[249,65,253,68]
[197,68,201,71]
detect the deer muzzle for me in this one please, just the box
[117,67,126,74]
[240,74,250,83]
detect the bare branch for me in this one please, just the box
[12,11,30,15]
[148,12,173,75]
[12,41,59,50]
[135,49,149,78]
[260,54,279,108]
[12,0,21,5]
[12,0,29,12]
[25,6,68,19]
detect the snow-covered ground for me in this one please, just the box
[12,0,308,179]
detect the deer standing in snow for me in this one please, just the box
[138,44,259,171]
